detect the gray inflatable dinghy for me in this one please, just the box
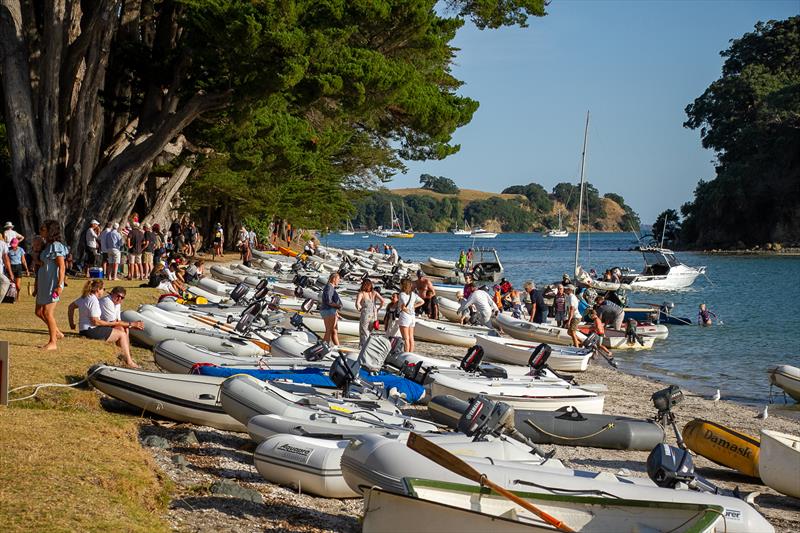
[429,395,664,451]
[87,364,246,432]
[339,434,771,533]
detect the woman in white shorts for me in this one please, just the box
[398,278,423,353]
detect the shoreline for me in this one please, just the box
[135,340,800,533]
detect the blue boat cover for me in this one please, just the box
[195,366,425,403]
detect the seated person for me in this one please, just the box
[68,280,143,368]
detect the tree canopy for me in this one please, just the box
[650,209,682,247]
[502,182,553,212]
[681,16,800,247]
[419,173,460,194]
[0,0,547,249]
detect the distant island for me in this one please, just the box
[348,176,640,233]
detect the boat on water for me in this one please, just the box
[377,201,414,238]
[362,479,726,533]
[543,210,569,238]
[620,245,706,290]
[469,227,497,239]
[451,218,470,236]
[338,220,355,236]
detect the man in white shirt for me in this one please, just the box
[99,286,125,321]
[458,286,498,327]
[84,219,101,277]
[3,221,24,245]
[0,238,13,301]
[565,286,582,347]
[99,222,112,275]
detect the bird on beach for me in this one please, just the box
[712,389,721,404]
[755,405,768,420]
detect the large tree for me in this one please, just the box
[0,0,546,249]
[682,17,800,247]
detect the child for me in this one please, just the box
[383,292,401,337]
[587,309,614,358]
[698,303,716,326]
[7,238,29,298]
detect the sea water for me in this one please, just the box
[322,232,800,408]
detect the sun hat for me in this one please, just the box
[113,222,120,229]
[4,221,13,229]
[90,219,99,225]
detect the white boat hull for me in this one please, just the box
[768,364,800,402]
[759,429,800,498]
[414,319,492,347]
[475,335,592,372]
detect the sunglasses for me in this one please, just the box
[113,294,126,300]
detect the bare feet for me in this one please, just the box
[56,331,65,339]
[41,342,58,351]
[117,354,139,368]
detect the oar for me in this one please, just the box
[406,433,575,532]
[190,314,270,351]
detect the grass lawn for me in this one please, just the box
[0,275,170,532]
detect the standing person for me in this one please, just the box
[240,238,253,267]
[67,280,143,368]
[457,285,498,327]
[457,249,467,271]
[248,226,258,250]
[212,223,224,260]
[99,222,112,277]
[320,272,342,346]
[168,218,181,251]
[3,221,24,245]
[398,278,424,353]
[184,221,198,256]
[552,284,567,327]
[34,220,67,350]
[7,238,28,297]
[594,295,625,330]
[142,223,156,279]
[565,286,581,347]
[383,292,401,338]
[389,245,399,265]
[466,248,474,269]
[126,222,146,280]
[83,219,101,277]
[698,303,717,326]
[506,286,523,319]
[0,234,13,301]
[107,223,123,280]
[355,279,385,346]
[151,224,165,265]
[526,281,548,324]
[414,270,438,319]
[587,309,614,358]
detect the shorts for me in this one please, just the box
[142,252,154,266]
[567,317,580,334]
[11,264,24,278]
[80,326,113,341]
[398,312,415,328]
[213,238,221,245]
[554,311,566,324]
[128,253,142,264]
[320,308,337,318]
[108,249,121,264]
[85,248,99,267]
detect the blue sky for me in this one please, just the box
[395,0,798,223]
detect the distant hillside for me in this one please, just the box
[390,188,524,203]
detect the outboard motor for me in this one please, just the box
[303,341,332,361]
[234,300,265,335]
[253,278,270,300]
[458,395,555,459]
[229,282,250,304]
[460,345,507,379]
[647,444,719,494]
[329,353,361,394]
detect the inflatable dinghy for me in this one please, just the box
[87,364,245,432]
[475,334,593,372]
[340,434,772,533]
[759,429,800,498]
[683,419,760,478]
[429,395,663,450]
[768,364,800,402]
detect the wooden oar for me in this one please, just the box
[189,314,270,351]
[406,433,575,532]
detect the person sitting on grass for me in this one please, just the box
[68,280,143,368]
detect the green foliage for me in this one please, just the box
[464,197,535,232]
[352,191,461,232]
[419,173,460,194]
[502,182,553,212]
[552,182,604,217]
[682,16,800,246]
[650,209,682,246]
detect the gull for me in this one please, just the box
[712,389,721,404]
[755,405,768,420]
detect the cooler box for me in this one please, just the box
[89,267,104,279]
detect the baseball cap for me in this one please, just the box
[90,219,99,225]
[113,222,120,229]
[3,221,12,229]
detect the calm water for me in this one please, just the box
[322,232,800,408]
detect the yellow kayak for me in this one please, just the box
[683,419,760,478]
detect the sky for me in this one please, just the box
[394,0,799,223]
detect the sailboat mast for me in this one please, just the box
[574,110,590,276]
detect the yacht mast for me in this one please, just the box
[574,110,590,276]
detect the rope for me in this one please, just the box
[523,418,615,441]
[8,366,104,403]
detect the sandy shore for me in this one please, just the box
[129,340,800,532]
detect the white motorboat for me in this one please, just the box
[468,227,497,239]
[768,364,800,402]
[362,479,726,533]
[475,334,593,372]
[621,246,706,290]
[451,219,471,236]
[759,429,800,498]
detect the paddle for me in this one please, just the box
[406,433,575,532]
[189,314,270,351]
